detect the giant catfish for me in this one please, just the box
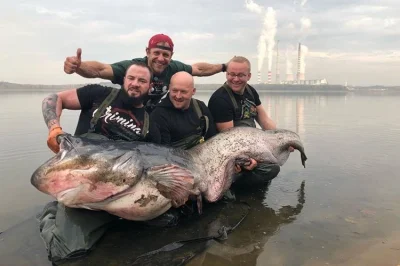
[31,127,307,221]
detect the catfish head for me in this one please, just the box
[31,134,144,206]
[265,129,308,167]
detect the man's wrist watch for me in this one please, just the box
[222,63,227,72]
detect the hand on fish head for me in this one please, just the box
[233,141,297,174]
[229,128,307,174]
[234,158,258,173]
[31,133,144,207]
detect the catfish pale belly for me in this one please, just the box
[31,127,307,221]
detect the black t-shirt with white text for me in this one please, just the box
[75,84,146,141]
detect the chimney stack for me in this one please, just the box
[276,40,280,84]
[297,42,301,82]
[267,71,272,84]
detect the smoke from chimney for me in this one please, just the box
[244,1,277,76]
[244,0,263,14]
[264,7,277,73]
[300,17,312,31]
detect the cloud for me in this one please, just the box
[104,29,156,44]
[173,32,215,41]
[347,5,389,13]
[384,18,397,27]
[300,17,312,31]
[102,30,215,45]
[293,0,308,7]
[345,17,374,28]
[245,0,264,14]
[308,50,400,63]
[35,7,78,19]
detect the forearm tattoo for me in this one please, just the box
[42,94,59,129]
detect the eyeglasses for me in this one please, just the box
[227,72,248,78]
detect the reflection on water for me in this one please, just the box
[188,180,306,266]
[1,91,400,265]
[296,98,305,135]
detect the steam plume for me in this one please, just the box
[300,17,312,32]
[300,44,308,73]
[245,0,263,14]
[244,1,277,73]
[258,7,277,72]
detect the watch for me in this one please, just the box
[222,63,227,72]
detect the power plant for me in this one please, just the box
[257,42,330,87]
[244,0,348,91]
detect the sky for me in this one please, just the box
[1,0,399,86]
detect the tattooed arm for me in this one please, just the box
[43,89,81,153]
[42,89,82,129]
[42,94,61,129]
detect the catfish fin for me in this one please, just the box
[146,164,195,207]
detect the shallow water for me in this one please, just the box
[0,90,399,265]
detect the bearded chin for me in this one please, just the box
[121,88,145,106]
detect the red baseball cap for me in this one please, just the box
[148,33,174,52]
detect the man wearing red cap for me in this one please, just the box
[64,33,226,111]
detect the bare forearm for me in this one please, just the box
[76,61,113,80]
[191,63,224,77]
[255,105,276,130]
[256,115,276,130]
[42,94,62,129]
[216,121,234,132]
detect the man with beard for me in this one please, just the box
[45,61,153,152]
[208,56,292,186]
[63,33,227,112]
[38,62,157,264]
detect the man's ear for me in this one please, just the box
[145,47,150,56]
[148,82,154,95]
[193,87,196,95]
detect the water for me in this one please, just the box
[0,91,399,265]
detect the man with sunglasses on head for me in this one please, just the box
[64,33,226,112]
[208,56,283,188]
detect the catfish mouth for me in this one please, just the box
[56,182,133,207]
[31,153,67,189]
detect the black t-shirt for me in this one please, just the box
[75,84,147,141]
[208,84,261,123]
[149,96,217,145]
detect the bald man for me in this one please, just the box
[149,71,217,150]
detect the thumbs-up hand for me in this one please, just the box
[64,48,82,74]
